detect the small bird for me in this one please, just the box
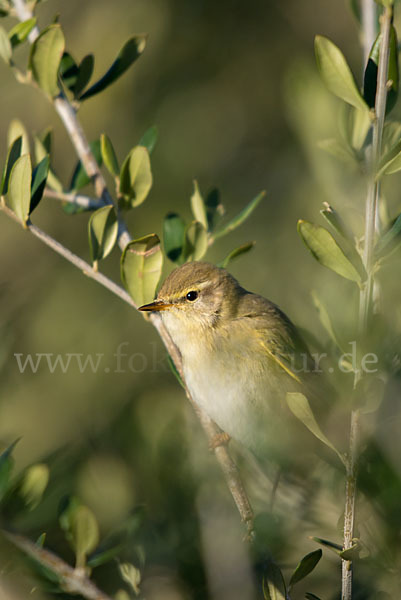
[139,261,323,464]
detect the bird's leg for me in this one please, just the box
[209,431,231,450]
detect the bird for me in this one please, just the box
[139,261,326,466]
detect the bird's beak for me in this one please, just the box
[138,300,173,312]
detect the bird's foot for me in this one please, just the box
[209,432,231,450]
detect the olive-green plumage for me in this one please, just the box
[140,261,321,459]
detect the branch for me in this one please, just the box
[3,530,114,600]
[342,4,392,600]
[8,0,255,536]
[44,188,104,210]
[361,0,377,67]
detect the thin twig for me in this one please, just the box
[0,203,135,307]
[44,188,103,210]
[8,0,256,536]
[3,530,113,600]
[342,4,392,600]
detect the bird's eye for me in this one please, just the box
[186,291,198,302]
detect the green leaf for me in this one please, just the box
[183,221,208,261]
[119,563,141,596]
[7,154,32,225]
[70,139,102,191]
[315,35,368,111]
[311,291,346,353]
[30,155,49,214]
[88,205,118,266]
[190,180,208,229]
[214,191,265,239]
[288,550,322,591]
[20,463,49,510]
[219,241,255,268]
[59,51,79,91]
[139,125,158,154]
[320,202,351,240]
[79,36,146,101]
[100,133,119,177]
[163,212,186,263]
[262,562,286,600]
[8,118,30,156]
[70,505,99,569]
[377,146,401,177]
[36,533,46,548]
[298,220,363,284]
[72,53,94,97]
[363,26,398,114]
[8,18,36,48]
[318,137,358,166]
[0,439,19,502]
[0,136,22,195]
[0,25,11,63]
[205,187,224,231]
[305,594,322,600]
[350,104,372,150]
[286,392,346,465]
[311,536,343,556]
[34,132,63,193]
[29,24,65,98]
[374,212,401,258]
[121,234,163,306]
[119,146,152,207]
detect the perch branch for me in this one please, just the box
[3,530,113,600]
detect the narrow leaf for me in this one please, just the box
[320,202,350,240]
[88,205,118,265]
[219,241,255,268]
[214,191,265,239]
[311,536,343,556]
[374,212,401,258]
[119,146,152,207]
[20,463,49,509]
[0,136,22,195]
[298,220,363,284]
[70,505,99,569]
[8,118,30,156]
[315,35,368,111]
[121,234,163,307]
[190,180,208,229]
[0,25,11,63]
[8,17,36,48]
[79,36,146,101]
[305,594,322,600]
[350,104,372,150]
[288,550,322,590]
[0,439,19,502]
[167,355,185,388]
[7,154,32,225]
[34,133,63,193]
[72,53,94,97]
[59,51,79,91]
[70,139,102,191]
[183,221,208,261]
[163,212,186,263]
[205,187,224,231]
[286,392,346,465]
[30,155,49,214]
[100,133,119,176]
[139,125,158,154]
[29,24,65,98]
[262,562,286,600]
[318,138,358,166]
[364,26,398,114]
[311,291,346,352]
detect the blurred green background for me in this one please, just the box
[1,0,401,598]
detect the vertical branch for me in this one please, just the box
[361,0,378,67]
[342,4,392,600]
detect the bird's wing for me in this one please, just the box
[235,292,314,384]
